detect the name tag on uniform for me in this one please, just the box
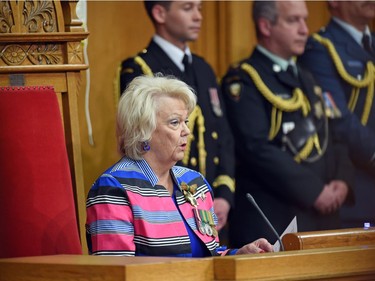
[276,93,291,99]
[347,60,363,68]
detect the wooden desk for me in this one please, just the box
[282,227,375,251]
[0,255,213,281]
[214,245,375,281]
[2,246,375,281]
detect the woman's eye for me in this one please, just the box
[170,120,179,126]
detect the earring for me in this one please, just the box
[143,141,150,151]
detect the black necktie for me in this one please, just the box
[287,64,297,78]
[182,54,194,86]
[362,33,373,55]
[284,64,301,88]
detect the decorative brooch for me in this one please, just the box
[181,182,198,207]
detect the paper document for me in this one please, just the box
[273,216,297,252]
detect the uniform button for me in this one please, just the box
[273,64,281,72]
[190,157,197,167]
[213,157,219,165]
[211,131,218,140]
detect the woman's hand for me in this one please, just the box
[236,238,273,254]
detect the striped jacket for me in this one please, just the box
[86,157,220,257]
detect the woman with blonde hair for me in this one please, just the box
[86,74,272,257]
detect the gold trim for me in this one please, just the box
[115,55,154,109]
[182,105,207,176]
[241,63,310,135]
[312,33,375,125]
[212,175,235,193]
[241,63,317,161]
[134,55,154,76]
[294,136,314,163]
[348,87,359,112]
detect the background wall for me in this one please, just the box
[77,1,334,198]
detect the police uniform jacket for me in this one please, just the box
[299,19,375,168]
[222,48,354,247]
[120,39,235,206]
[299,19,375,226]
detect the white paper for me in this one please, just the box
[273,216,298,252]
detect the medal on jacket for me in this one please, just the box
[322,91,341,118]
[193,208,218,237]
[180,182,217,237]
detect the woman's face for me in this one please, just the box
[147,95,191,168]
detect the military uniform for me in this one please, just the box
[221,48,354,247]
[299,19,375,227]
[120,39,235,207]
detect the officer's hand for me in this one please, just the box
[236,238,273,254]
[214,198,230,231]
[314,184,339,214]
[329,180,349,206]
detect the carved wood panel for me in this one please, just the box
[0,0,62,34]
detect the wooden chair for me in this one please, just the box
[0,0,89,255]
[0,86,82,258]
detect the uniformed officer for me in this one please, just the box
[119,1,235,233]
[299,1,375,228]
[221,0,354,247]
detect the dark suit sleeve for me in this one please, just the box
[199,62,235,206]
[222,67,324,209]
[120,57,144,95]
[330,132,355,205]
[212,82,235,206]
[299,36,375,170]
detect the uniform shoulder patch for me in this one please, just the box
[229,82,242,99]
[224,76,243,102]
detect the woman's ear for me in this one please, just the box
[152,4,167,24]
[258,18,272,38]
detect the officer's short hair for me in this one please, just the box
[252,1,278,39]
[144,1,172,24]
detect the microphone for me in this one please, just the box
[246,193,285,251]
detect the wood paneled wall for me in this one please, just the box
[77,1,340,204]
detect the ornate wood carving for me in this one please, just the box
[0,1,14,33]
[0,43,63,66]
[23,1,57,33]
[0,0,88,70]
[0,0,61,34]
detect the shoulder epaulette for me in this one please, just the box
[134,55,153,76]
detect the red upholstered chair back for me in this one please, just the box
[0,86,82,258]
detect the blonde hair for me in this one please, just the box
[117,74,196,159]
